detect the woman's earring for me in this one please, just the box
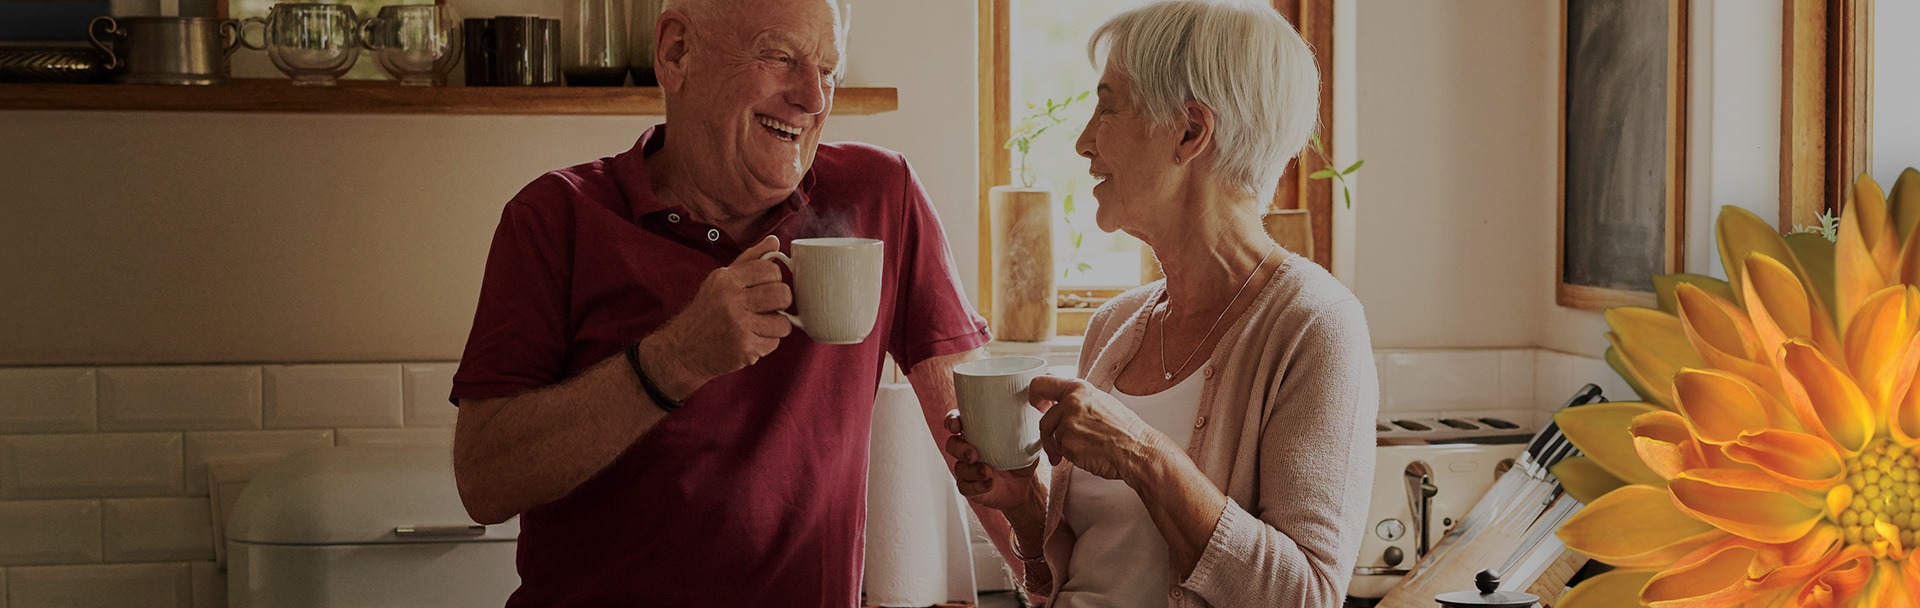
[1172,155,1183,164]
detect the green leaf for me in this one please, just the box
[1071,233,1083,249]
[1343,188,1353,210]
[1062,192,1075,215]
[1309,169,1336,179]
[1076,262,1092,272]
[1342,159,1365,174]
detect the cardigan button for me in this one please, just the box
[1170,588,1183,600]
[1194,416,1207,429]
[1202,366,1215,379]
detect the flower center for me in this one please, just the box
[1838,439,1920,548]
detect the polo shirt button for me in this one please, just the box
[706,229,720,242]
[666,213,680,223]
[1194,416,1207,429]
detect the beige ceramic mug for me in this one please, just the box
[760,238,883,345]
[953,356,1047,470]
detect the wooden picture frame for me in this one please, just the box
[1556,0,1689,310]
[1781,0,1872,229]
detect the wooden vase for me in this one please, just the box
[990,186,1056,342]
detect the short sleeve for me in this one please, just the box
[885,157,991,373]
[450,187,576,404]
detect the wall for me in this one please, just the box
[0,1,977,605]
[0,0,979,366]
[1350,0,1557,349]
[1876,0,1920,182]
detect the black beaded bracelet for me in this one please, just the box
[625,342,682,413]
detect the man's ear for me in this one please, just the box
[655,10,691,92]
[1174,100,1215,166]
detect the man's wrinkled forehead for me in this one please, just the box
[706,0,840,40]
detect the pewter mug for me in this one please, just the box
[87,16,241,85]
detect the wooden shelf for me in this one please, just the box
[0,79,899,116]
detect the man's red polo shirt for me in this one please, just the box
[451,124,991,607]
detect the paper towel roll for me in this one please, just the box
[864,384,977,607]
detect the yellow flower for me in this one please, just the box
[1556,169,1920,607]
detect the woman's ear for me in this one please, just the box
[655,11,691,92]
[1174,100,1215,165]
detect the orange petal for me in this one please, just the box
[1557,484,1725,568]
[1668,469,1824,543]
[1550,455,1629,505]
[1779,340,1877,455]
[1557,402,1667,487]
[1559,569,1658,608]
[1721,429,1846,491]
[1897,360,1920,446]
[1643,541,1763,608]
[1718,205,1802,310]
[1791,545,1873,608]
[1632,410,1708,480]
[1873,520,1908,560]
[1608,307,1705,409]
[1892,167,1920,244]
[1743,252,1843,367]
[1676,286,1781,395]
[1838,176,1898,335]
[1747,524,1846,592]
[1842,286,1920,413]
[1786,231,1841,320]
[1655,273,1738,316]
[1863,559,1919,608]
[1607,345,1663,409]
[1672,369,1792,444]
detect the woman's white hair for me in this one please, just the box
[1089,0,1320,201]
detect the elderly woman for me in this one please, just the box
[945,2,1377,606]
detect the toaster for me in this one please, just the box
[1347,434,1528,600]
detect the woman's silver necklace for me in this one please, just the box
[1153,243,1278,381]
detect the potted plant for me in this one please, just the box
[1262,132,1364,261]
[991,91,1086,342]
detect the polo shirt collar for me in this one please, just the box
[614,123,817,226]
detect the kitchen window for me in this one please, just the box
[977,0,1338,334]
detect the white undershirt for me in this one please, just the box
[1056,369,1206,607]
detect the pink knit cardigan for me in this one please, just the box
[1022,254,1379,608]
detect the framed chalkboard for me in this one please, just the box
[1557,0,1689,310]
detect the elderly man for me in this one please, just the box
[448,0,1004,605]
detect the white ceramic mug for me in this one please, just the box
[760,237,884,345]
[953,356,1047,470]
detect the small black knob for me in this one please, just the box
[1475,569,1501,594]
[1383,546,1404,567]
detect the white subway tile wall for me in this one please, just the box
[182,430,335,496]
[0,434,184,499]
[0,369,95,434]
[402,364,459,427]
[102,499,215,563]
[97,367,261,432]
[188,559,224,608]
[262,365,404,429]
[334,427,453,448]
[0,352,1632,603]
[0,361,463,606]
[8,563,190,608]
[0,500,101,566]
